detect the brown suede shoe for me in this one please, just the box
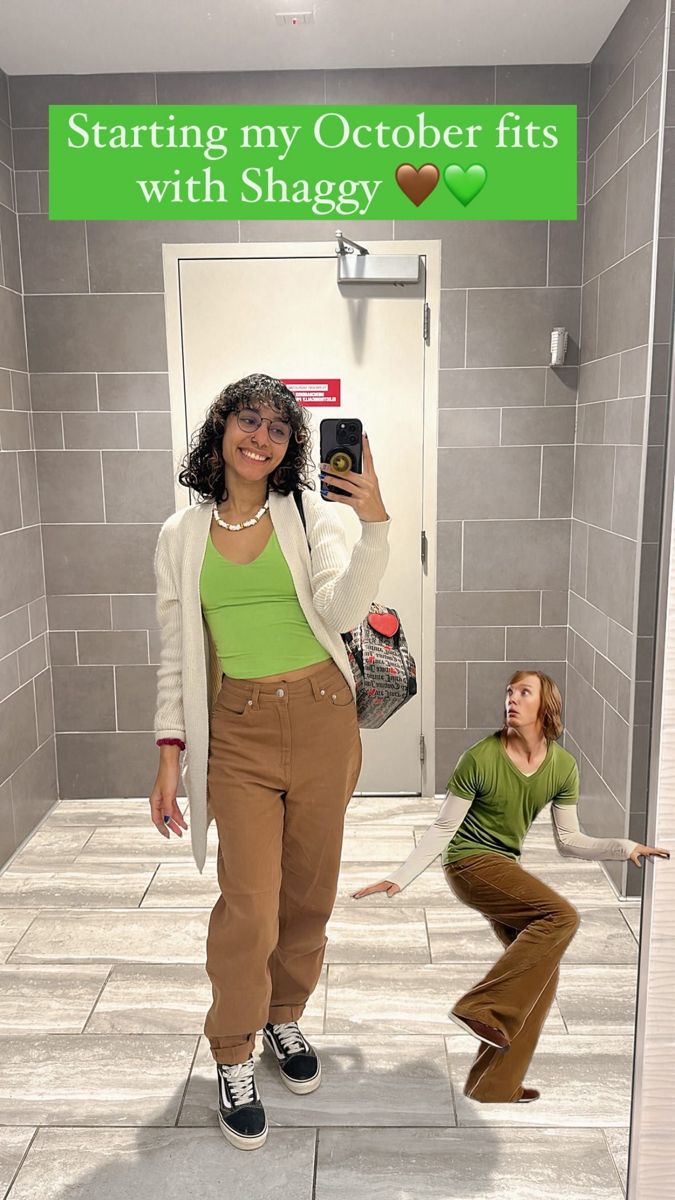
[448,1009,510,1051]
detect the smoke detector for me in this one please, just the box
[275,11,314,24]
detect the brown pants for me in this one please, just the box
[204,658,362,1065]
[444,852,580,1102]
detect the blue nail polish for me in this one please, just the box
[163,814,170,823]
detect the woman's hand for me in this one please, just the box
[320,432,389,523]
[629,843,670,867]
[149,763,189,839]
[352,879,401,899]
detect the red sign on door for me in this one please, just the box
[282,379,341,407]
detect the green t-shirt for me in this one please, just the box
[442,732,579,866]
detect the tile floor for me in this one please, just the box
[0,795,641,1199]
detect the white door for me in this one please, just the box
[173,248,427,794]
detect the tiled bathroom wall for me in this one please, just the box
[0,0,672,892]
[567,0,671,895]
[0,65,56,868]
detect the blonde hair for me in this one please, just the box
[500,670,564,741]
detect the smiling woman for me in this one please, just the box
[150,370,392,1149]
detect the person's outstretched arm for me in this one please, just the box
[352,789,473,898]
[549,761,642,861]
[551,801,669,865]
[551,801,638,860]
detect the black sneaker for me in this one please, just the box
[262,1021,321,1094]
[216,1057,268,1150]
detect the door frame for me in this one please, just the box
[163,239,441,801]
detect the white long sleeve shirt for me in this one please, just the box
[386,790,640,891]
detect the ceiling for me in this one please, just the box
[0,0,632,76]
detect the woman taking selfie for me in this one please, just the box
[149,373,390,1151]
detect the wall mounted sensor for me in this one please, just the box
[550,327,568,366]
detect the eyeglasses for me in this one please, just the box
[236,408,292,444]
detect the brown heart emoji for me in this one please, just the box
[395,163,440,207]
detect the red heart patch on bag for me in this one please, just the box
[367,612,399,638]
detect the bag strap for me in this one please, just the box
[293,487,309,544]
[294,486,354,650]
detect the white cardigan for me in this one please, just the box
[153,487,392,871]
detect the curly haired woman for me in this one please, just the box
[149,373,390,1150]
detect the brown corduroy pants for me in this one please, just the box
[204,658,362,1065]
[444,851,581,1102]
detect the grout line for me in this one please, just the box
[174,1035,202,1127]
[79,963,113,1033]
[3,1127,41,1200]
[422,905,433,964]
[610,444,617,532]
[618,906,640,946]
[84,221,91,293]
[601,1126,629,1196]
[322,963,329,1034]
[463,290,468,367]
[443,1030,460,1126]
[137,863,162,908]
[546,213,550,286]
[311,1128,320,1200]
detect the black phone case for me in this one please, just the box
[320,417,363,499]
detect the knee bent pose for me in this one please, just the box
[354,670,669,1104]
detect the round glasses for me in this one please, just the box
[236,408,292,444]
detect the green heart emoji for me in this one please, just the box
[443,164,487,206]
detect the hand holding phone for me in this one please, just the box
[318,421,389,523]
[319,418,363,498]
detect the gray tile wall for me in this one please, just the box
[631,2,675,878]
[0,66,57,869]
[1,11,669,887]
[6,63,586,842]
[570,0,670,895]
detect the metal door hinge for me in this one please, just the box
[419,734,426,764]
[421,529,428,569]
[423,302,430,342]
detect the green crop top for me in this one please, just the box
[199,527,332,679]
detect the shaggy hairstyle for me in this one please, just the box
[499,670,564,741]
[177,373,315,503]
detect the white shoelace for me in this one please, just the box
[220,1059,256,1106]
[271,1021,308,1056]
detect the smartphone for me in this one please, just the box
[320,418,363,499]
